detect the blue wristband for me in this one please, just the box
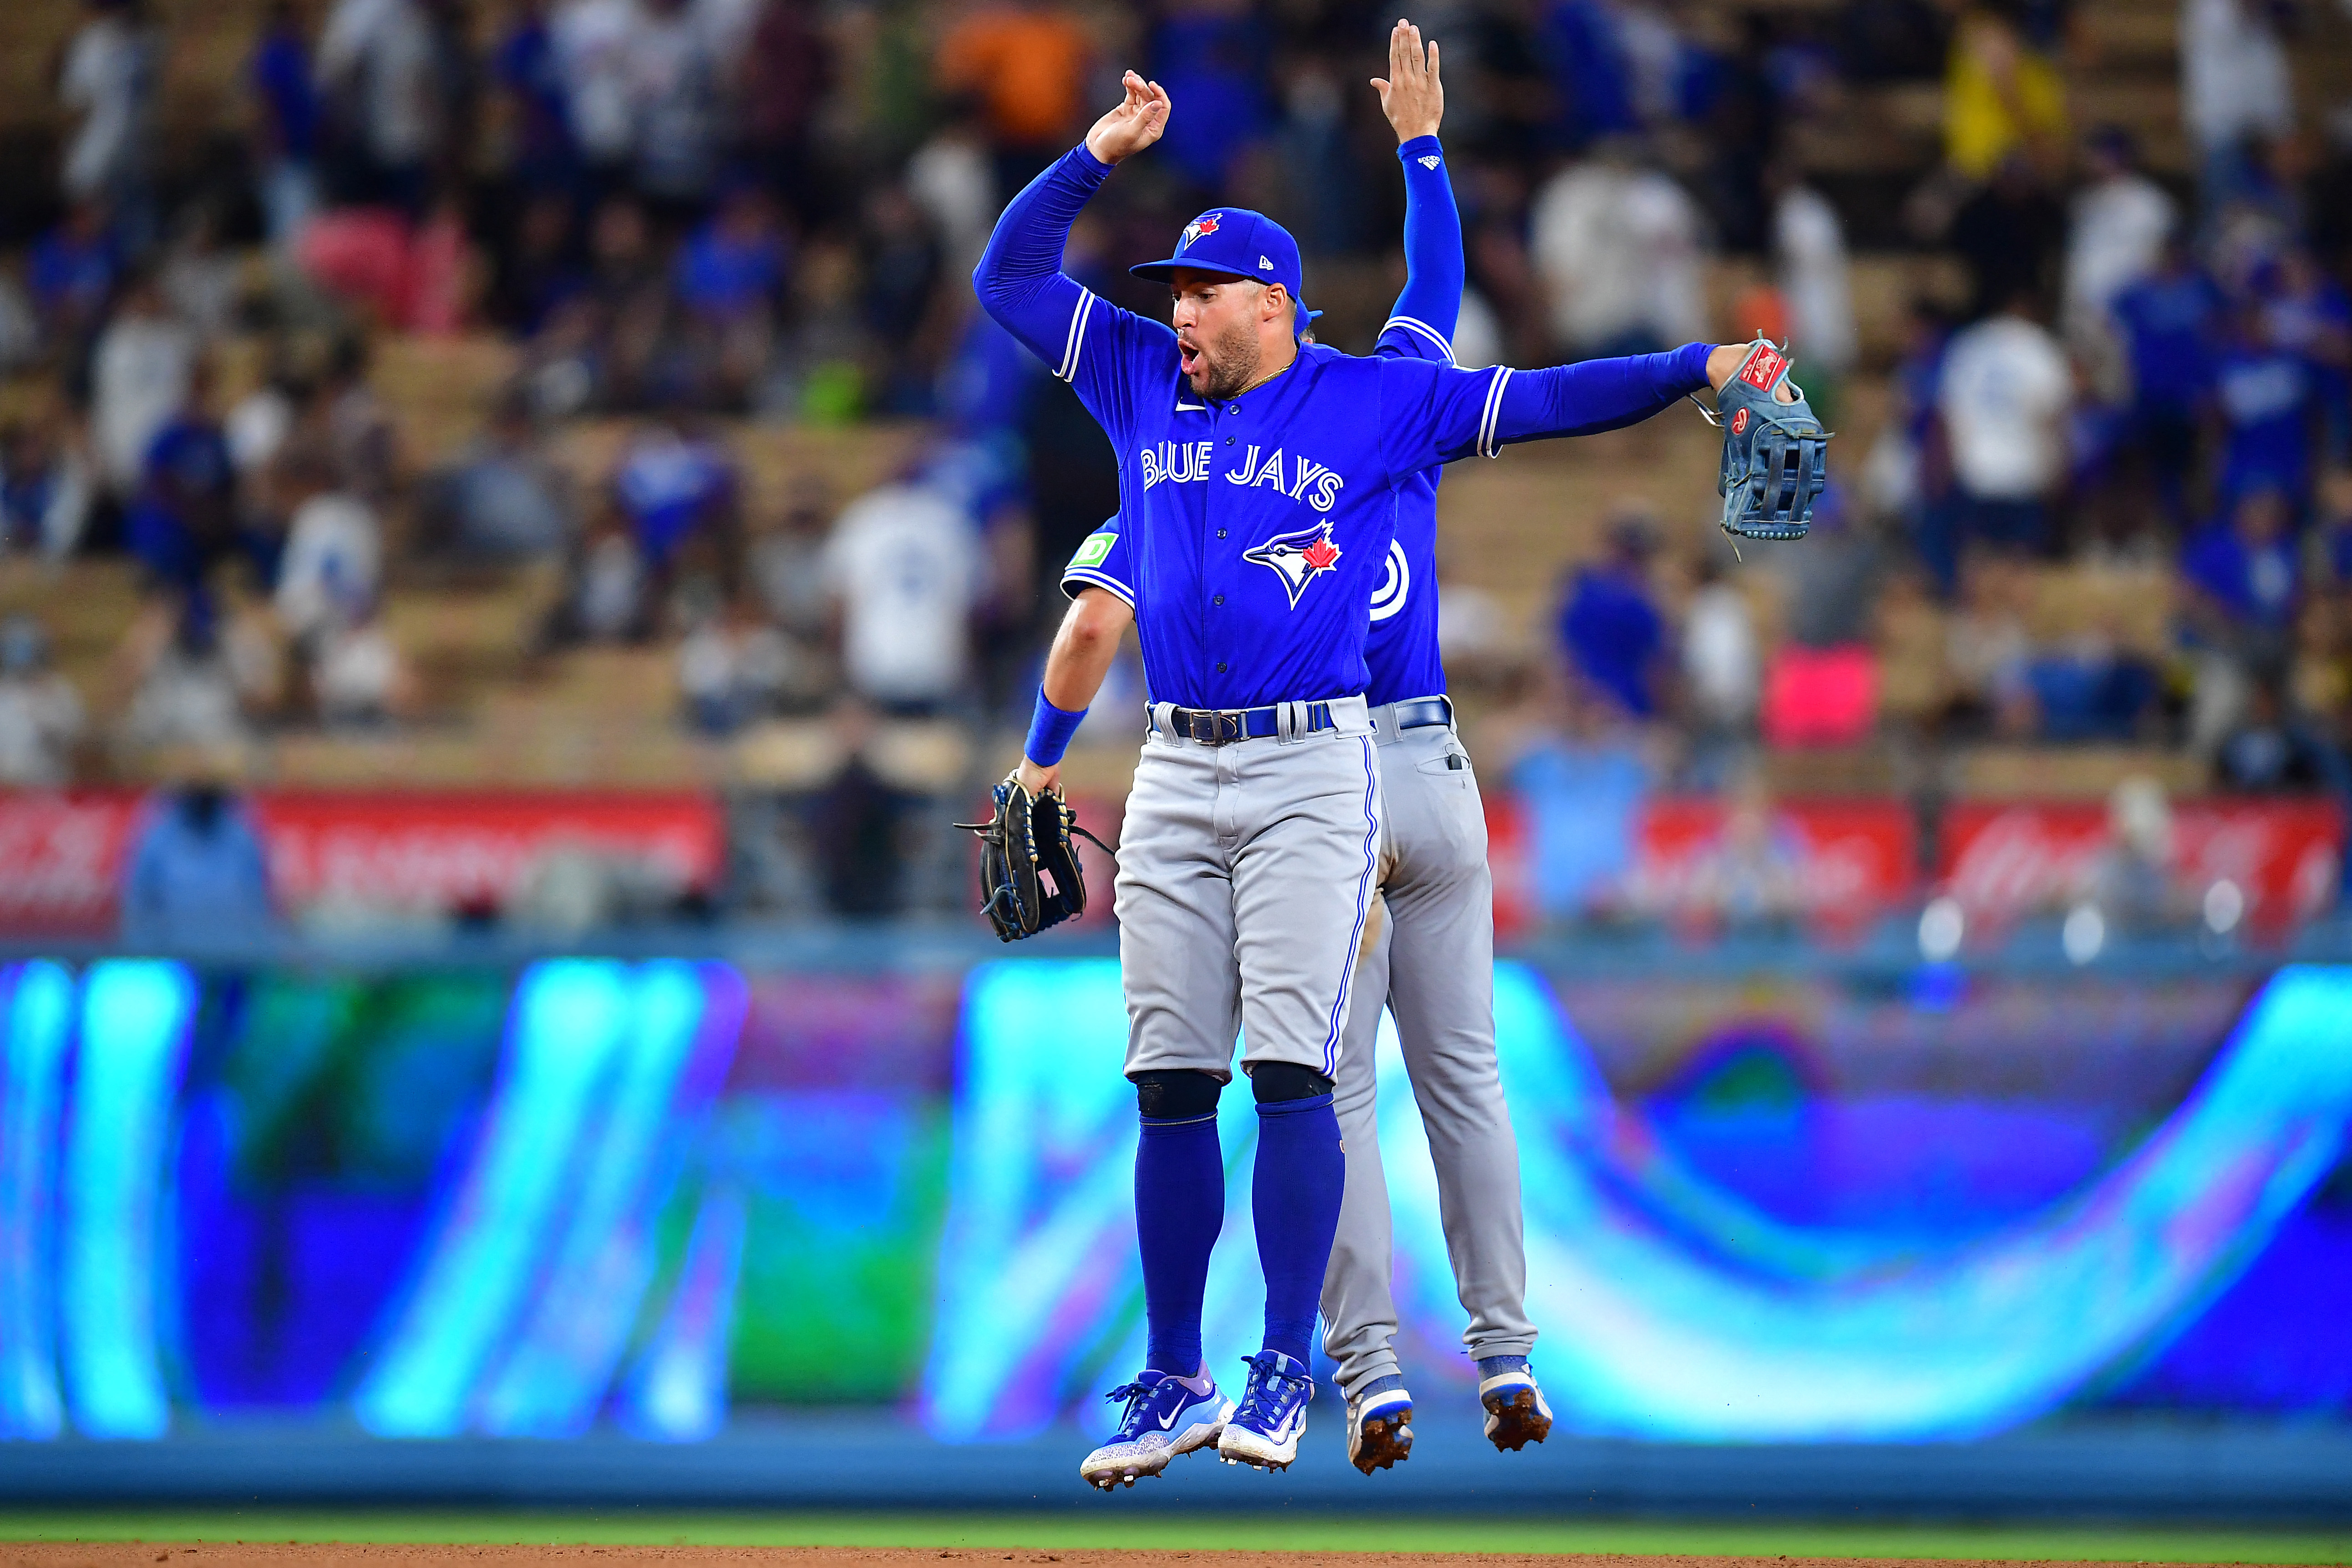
[1025,690,1087,767]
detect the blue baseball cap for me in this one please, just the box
[1131,208,1316,333]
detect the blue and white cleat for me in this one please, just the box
[1346,1379,1414,1474]
[1478,1358,1554,1452]
[1080,1371,1232,1491]
[1216,1350,1314,1472]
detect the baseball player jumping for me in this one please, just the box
[972,42,1807,1492]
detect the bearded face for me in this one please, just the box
[1170,271,1274,401]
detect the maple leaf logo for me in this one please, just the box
[1181,213,1222,248]
[1242,520,1344,608]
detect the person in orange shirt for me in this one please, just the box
[937,0,1095,189]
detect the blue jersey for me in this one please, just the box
[981,145,1710,711]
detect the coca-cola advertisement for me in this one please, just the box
[1938,798,2343,932]
[0,791,727,936]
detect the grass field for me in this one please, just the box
[0,1514,2346,1562]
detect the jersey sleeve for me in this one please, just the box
[1060,521,1134,607]
[972,146,1176,451]
[1375,135,1464,365]
[1376,343,1715,479]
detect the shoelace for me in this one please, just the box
[1104,1379,1161,1439]
[1233,1351,1307,1427]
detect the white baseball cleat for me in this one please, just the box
[1346,1381,1414,1474]
[1079,1370,1230,1492]
[1216,1350,1314,1472]
[1479,1360,1554,1452]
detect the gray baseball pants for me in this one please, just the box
[1116,698,1385,1081]
[1319,708,1536,1396]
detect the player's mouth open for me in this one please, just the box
[1179,340,1202,376]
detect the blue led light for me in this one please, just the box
[0,963,74,1439]
[927,960,2352,1443]
[60,961,194,1440]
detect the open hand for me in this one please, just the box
[1085,71,1171,166]
[1371,18,1443,143]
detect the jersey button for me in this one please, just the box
[1213,594,1224,605]
[1216,661,1227,673]
[1225,436,1234,446]
[1216,529,1227,539]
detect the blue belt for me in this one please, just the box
[1390,695,1454,731]
[1158,700,1344,746]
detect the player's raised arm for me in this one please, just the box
[1373,20,1463,360]
[1378,341,1792,473]
[972,72,1174,441]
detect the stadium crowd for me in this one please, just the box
[1,0,2350,925]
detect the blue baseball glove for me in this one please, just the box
[1702,339,1832,543]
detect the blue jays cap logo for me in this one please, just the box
[1181,212,1222,249]
[1242,519,1343,608]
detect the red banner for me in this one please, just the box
[1627,798,1916,932]
[1939,799,2343,929]
[0,791,726,935]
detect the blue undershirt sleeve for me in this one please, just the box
[1384,136,1463,356]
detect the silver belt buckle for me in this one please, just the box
[1185,707,1241,744]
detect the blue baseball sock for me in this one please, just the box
[1136,1111,1223,1375]
[1252,1092,1344,1367]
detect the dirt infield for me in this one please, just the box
[0,1549,2279,1568]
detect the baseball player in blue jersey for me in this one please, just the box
[976,48,1791,1492]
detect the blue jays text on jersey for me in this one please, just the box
[977,144,1714,713]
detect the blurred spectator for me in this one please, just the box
[0,617,86,788]
[752,476,837,642]
[907,112,998,277]
[30,201,118,355]
[626,0,727,213]
[2264,249,2352,466]
[310,592,418,727]
[1502,674,1652,921]
[807,699,918,918]
[2084,774,2188,929]
[1150,0,1275,196]
[319,0,447,217]
[678,591,795,733]
[2183,485,2300,639]
[420,390,576,558]
[676,185,786,408]
[1944,551,2034,734]
[2182,0,2292,213]
[1782,489,1882,648]
[1949,153,2064,322]
[861,184,945,413]
[1677,775,1809,930]
[1941,6,2067,183]
[937,0,1095,191]
[118,596,272,753]
[1529,145,1706,358]
[1771,165,1857,400]
[2211,297,2318,508]
[488,190,588,335]
[2215,676,2350,792]
[1558,512,1666,719]
[159,205,245,343]
[492,0,577,196]
[2063,128,2176,383]
[225,341,312,481]
[1938,291,2071,556]
[57,0,157,245]
[553,509,650,642]
[90,272,195,497]
[824,473,980,713]
[121,779,275,946]
[738,0,832,224]
[613,415,738,572]
[319,335,398,503]
[0,415,95,558]
[2110,232,2222,526]
[127,360,239,593]
[1682,556,1759,787]
[1869,299,1958,589]
[553,0,639,185]
[2024,626,2159,741]
[274,450,384,646]
[249,0,323,246]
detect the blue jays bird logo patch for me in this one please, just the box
[1243,520,1343,608]
[1182,213,1222,248]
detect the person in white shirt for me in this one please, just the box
[1938,291,2074,554]
[2181,0,2292,209]
[274,452,384,645]
[1772,169,1858,391]
[1529,145,1707,357]
[90,275,196,497]
[317,0,441,208]
[0,616,86,788]
[822,477,980,713]
[58,0,155,218]
[2063,127,2176,391]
